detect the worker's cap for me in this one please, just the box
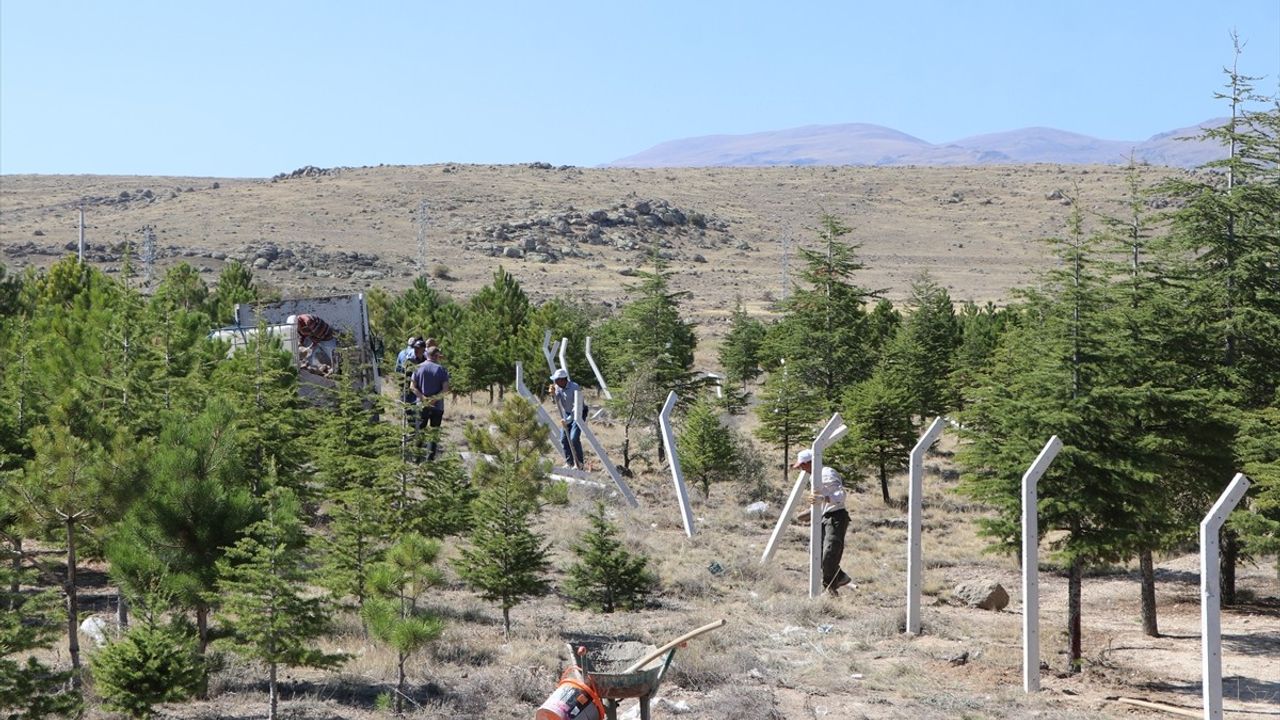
[411,339,427,349]
[550,368,569,381]
[286,314,298,325]
[792,449,813,468]
[407,335,420,347]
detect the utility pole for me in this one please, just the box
[780,230,790,304]
[141,226,156,286]
[77,205,86,262]
[416,200,429,275]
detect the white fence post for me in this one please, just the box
[558,336,568,372]
[906,417,947,636]
[514,362,562,445]
[541,331,557,375]
[658,391,695,537]
[1022,435,1063,693]
[1201,473,1251,720]
[761,471,809,564]
[810,413,845,599]
[761,422,844,568]
[584,336,612,400]
[574,392,638,508]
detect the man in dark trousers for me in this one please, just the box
[548,368,586,469]
[410,346,449,461]
[794,449,853,596]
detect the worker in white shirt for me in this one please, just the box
[794,448,853,596]
[548,368,586,469]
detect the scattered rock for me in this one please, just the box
[947,650,970,666]
[744,501,769,517]
[253,257,270,269]
[953,580,1009,610]
[79,616,112,648]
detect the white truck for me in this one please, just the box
[209,293,382,399]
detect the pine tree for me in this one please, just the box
[463,396,553,501]
[318,482,393,616]
[208,261,260,325]
[754,360,821,487]
[215,486,346,720]
[362,533,445,713]
[454,473,550,639]
[106,400,259,652]
[762,215,874,411]
[949,301,1009,413]
[563,502,655,612]
[0,557,80,718]
[403,455,476,539]
[595,253,697,400]
[837,368,915,505]
[1236,392,1280,572]
[959,206,1154,673]
[718,298,766,391]
[454,266,531,398]
[12,400,144,687]
[677,395,740,499]
[895,274,961,420]
[605,358,665,472]
[379,276,464,367]
[90,593,206,718]
[1161,41,1280,602]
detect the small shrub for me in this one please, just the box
[563,502,656,612]
[540,479,570,506]
[91,620,206,718]
[431,264,453,280]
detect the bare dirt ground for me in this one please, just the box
[6,164,1274,718]
[54,414,1278,720]
[0,163,1189,341]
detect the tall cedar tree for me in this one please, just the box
[949,301,1009,413]
[1161,44,1280,602]
[595,254,696,440]
[836,366,915,505]
[896,274,961,420]
[958,208,1151,674]
[762,215,874,411]
[106,400,259,652]
[564,502,656,612]
[362,533,445,713]
[1094,158,1232,636]
[215,485,346,720]
[454,472,551,638]
[318,482,394,616]
[677,395,741,499]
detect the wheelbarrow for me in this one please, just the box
[536,619,725,720]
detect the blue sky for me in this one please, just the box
[2,1,1276,177]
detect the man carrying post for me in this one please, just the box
[548,368,586,470]
[411,346,449,462]
[794,449,853,596]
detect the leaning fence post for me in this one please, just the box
[658,391,695,537]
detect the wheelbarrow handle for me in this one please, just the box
[621,619,726,674]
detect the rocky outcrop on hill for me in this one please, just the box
[271,165,342,182]
[462,198,736,263]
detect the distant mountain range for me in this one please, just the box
[608,119,1227,168]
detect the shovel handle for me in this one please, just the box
[621,619,726,674]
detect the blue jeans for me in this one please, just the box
[560,420,584,468]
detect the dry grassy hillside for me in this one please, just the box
[1,163,1185,342]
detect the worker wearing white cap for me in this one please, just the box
[548,368,585,469]
[793,448,853,596]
